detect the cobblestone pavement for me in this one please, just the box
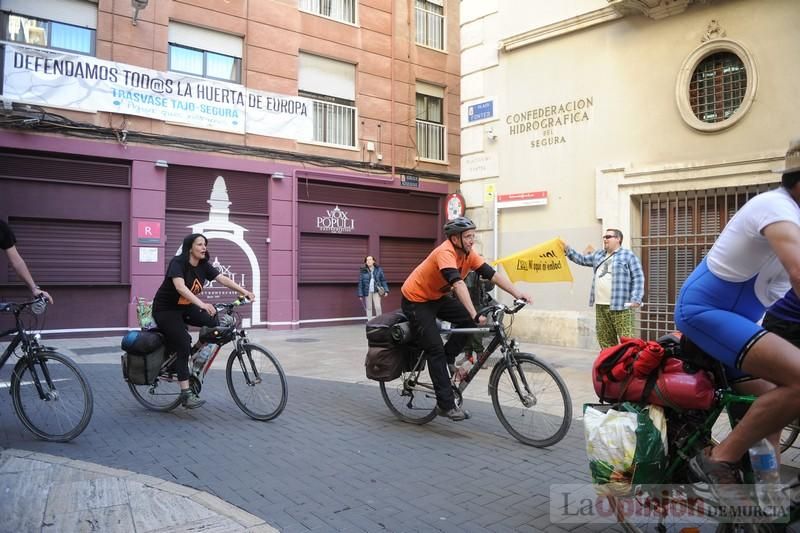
[0,324,798,532]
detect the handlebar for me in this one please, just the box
[475,298,528,321]
[214,296,252,312]
[0,294,48,316]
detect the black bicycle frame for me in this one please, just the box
[441,319,535,403]
[0,327,23,368]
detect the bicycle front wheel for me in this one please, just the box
[10,350,93,442]
[226,343,287,421]
[489,352,572,447]
[379,368,438,425]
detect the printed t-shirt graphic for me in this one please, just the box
[178,278,205,305]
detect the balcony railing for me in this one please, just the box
[299,0,356,24]
[416,120,445,161]
[311,99,356,148]
[414,6,444,50]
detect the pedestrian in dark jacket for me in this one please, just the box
[358,255,389,319]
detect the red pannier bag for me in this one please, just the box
[592,340,715,410]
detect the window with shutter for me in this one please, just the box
[299,53,357,147]
[636,183,777,340]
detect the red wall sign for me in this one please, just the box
[444,193,466,220]
[137,220,162,244]
[496,191,548,208]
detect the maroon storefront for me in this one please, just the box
[0,131,450,334]
[0,149,132,331]
[297,177,442,323]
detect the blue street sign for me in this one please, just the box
[468,101,493,122]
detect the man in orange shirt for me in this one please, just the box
[401,216,532,421]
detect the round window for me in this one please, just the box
[676,39,757,132]
[690,52,747,123]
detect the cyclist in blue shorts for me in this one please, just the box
[675,137,800,498]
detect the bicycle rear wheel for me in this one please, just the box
[226,343,287,421]
[489,352,572,447]
[379,364,438,425]
[10,350,93,442]
[128,357,182,412]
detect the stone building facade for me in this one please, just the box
[460,0,800,348]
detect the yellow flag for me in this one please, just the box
[491,238,573,283]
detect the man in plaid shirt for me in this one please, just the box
[562,228,645,348]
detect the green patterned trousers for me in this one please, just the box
[595,304,634,348]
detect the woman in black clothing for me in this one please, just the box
[152,233,255,408]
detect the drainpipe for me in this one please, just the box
[292,166,299,327]
[493,198,498,262]
[389,0,396,180]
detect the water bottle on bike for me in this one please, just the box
[748,438,789,514]
[192,343,214,374]
[452,353,474,385]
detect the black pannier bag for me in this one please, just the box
[366,309,412,347]
[120,330,166,385]
[365,344,421,381]
[365,309,420,381]
[122,347,166,385]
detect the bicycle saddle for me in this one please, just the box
[678,335,718,372]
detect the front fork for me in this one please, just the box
[234,341,261,386]
[17,347,57,401]
[501,343,536,408]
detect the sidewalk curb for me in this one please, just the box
[0,448,276,532]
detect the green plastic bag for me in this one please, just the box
[136,297,155,329]
[584,402,668,496]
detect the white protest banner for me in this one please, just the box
[3,44,246,133]
[2,44,314,140]
[245,91,314,142]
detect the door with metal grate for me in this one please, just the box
[379,237,435,284]
[298,232,368,320]
[634,183,778,340]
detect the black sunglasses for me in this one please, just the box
[602,235,617,240]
